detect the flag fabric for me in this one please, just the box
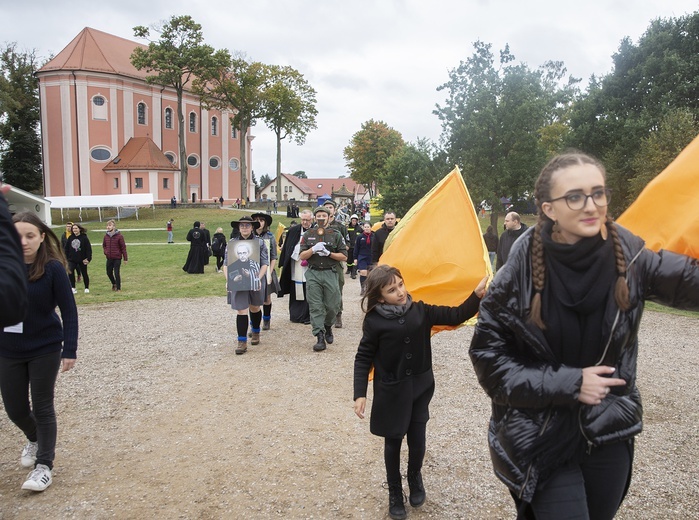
[617,134,699,259]
[379,166,492,332]
[275,222,286,250]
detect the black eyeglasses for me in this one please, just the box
[548,188,612,211]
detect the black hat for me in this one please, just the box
[231,216,260,229]
[250,212,273,227]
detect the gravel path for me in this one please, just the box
[0,278,697,519]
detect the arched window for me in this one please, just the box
[231,126,238,139]
[137,102,147,125]
[211,116,218,136]
[165,108,173,129]
[189,112,197,133]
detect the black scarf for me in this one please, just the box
[541,220,616,367]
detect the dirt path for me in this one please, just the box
[0,278,697,519]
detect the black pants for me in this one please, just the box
[215,254,224,271]
[384,421,427,484]
[521,440,633,520]
[0,351,61,469]
[106,258,122,289]
[69,261,89,289]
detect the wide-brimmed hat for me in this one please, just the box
[250,212,273,227]
[231,216,260,229]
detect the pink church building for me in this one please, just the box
[36,27,252,203]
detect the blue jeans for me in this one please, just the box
[0,351,61,469]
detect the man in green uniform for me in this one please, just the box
[323,199,349,328]
[299,206,348,351]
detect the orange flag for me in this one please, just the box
[617,134,699,259]
[379,166,492,332]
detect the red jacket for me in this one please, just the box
[102,231,128,261]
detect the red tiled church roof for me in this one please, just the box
[39,27,148,80]
[103,137,179,171]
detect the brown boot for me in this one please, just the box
[251,331,260,345]
[262,319,270,331]
[235,340,247,355]
[334,312,343,328]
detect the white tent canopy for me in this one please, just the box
[46,194,155,221]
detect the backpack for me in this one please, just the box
[212,235,226,256]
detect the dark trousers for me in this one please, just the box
[215,254,225,271]
[0,351,61,469]
[522,440,633,520]
[384,421,427,484]
[106,258,122,289]
[68,261,89,289]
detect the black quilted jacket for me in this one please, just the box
[469,224,699,502]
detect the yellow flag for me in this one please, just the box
[275,222,286,244]
[379,167,492,332]
[617,135,699,259]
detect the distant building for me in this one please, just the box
[258,174,369,203]
[36,27,252,203]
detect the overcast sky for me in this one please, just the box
[2,1,697,180]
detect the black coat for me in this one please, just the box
[469,225,699,502]
[371,223,394,264]
[182,227,208,274]
[354,293,481,438]
[495,224,528,270]
[278,224,306,296]
[0,193,27,327]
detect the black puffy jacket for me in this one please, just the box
[469,225,699,502]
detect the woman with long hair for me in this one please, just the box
[469,152,699,519]
[0,212,78,491]
[64,222,91,293]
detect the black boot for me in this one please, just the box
[324,325,334,344]
[387,482,407,520]
[313,331,326,351]
[407,471,426,507]
[350,265,357,279]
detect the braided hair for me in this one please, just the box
[529,152,630,329]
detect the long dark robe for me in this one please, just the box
[278,224,310,324]
[182,227,208,274]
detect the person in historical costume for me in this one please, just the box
[278,209,314,324]
[251,212,280,331]
[182,221,208,274]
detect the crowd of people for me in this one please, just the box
[1,150,698,520]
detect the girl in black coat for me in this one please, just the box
[354,265,486,520]
[64,223,92,293]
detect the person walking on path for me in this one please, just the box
[1,212,78,492]
[0,188,27,327]
[483,225,498,272]
[64,223,92,294]
[252,212,279,331]
[371,211,397,265]
[225,216,269,355]
[469,152,699,519]
[495,211,527,270]
[323,199,349,328]
[298,206,347,352]
[354,265,486,519]
[346,214,360,279]
[278,210,313,324]
[102,220,128,291]
[354,221,374,295]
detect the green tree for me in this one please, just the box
[435,41,579,229]
[259,173,272,187]
[195,55,269,202]
[628,109,698,203]
[0,44,42,192]
[568,12,699,214]
[378,139,443,216]
[261,65,317,201]
[293,170,307,179]
[344,119,404,198]
[131,15,230,202]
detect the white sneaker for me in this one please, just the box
[21,464,52,491]
[71,288,77,294]
[20,441,38,468]
[84,288,90,294]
